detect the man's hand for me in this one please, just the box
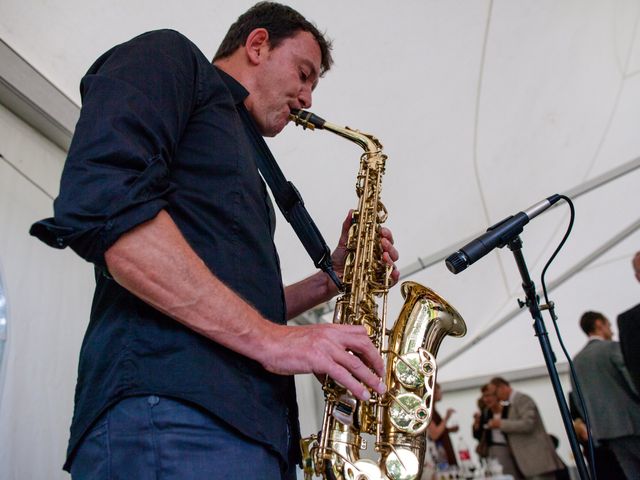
[284,210,400,320]
[573,418,588,443]
[331,210,400,290]
[473,411,481,428]
[259,322,386,402]
[487,417,502,429]
[280,210,400,399]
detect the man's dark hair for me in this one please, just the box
[490,377,510,388]
[580,311,606,335]
[213,2,333,75]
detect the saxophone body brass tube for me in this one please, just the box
[289,109,467,480]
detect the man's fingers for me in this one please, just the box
[266,323,387,402]
[311,324,386,398]
[382,252,400,285]
[381,238,399,263]
[323,363,372,401]
[337,325,385,378]
[339,210,353,242]
[379,226,395,245]
[332,348,386,395]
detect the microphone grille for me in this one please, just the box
[445,252,468,274]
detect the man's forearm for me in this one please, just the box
[285,271,338,320]
[283,212,400,322]
[104,210,276,362]
[104,210,387,401]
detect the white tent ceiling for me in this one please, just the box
[2,0,639,384]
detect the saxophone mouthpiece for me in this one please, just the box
[289,109,326,130]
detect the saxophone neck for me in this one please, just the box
[290,109,382,153]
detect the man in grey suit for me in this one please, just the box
[572,311,640,479]
[488,377,564,480]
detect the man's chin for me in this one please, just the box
[263,127,282,138]
[267,120,289,137]
[255,123,281,138]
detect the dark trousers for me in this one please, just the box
[606,436,640,480]
[70,395,296,480]
[583,442,627,479]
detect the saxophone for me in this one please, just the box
[289,109,467,480]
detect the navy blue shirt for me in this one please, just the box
[30,30,299,471]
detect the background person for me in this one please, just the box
[428,383,459,469]
[473,383,519,476]
[572,311,640,479]
[618,251,640,393]
[488,377,564,480]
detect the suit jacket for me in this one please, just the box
[500,391,564,477]
[572,338,640,441]
[618,303,640,394]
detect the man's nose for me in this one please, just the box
[299,87,312,109]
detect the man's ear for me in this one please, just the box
[245,28,270,65]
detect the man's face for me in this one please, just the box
[597,318,614,341]
[495,383,510,402]
[633,252,640,283]
[482,385,498,409]
[247,30,321,137]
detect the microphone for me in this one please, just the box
[445,194,562,274]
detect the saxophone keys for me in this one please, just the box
[393,353,425,389]
[332,393,357,426]
[347,459,384,480]
[388,392,430,434]
[418,348,437,380]
[384,448,421,480]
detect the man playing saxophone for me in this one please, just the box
[30,2,399,479]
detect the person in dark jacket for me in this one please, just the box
[618,251,640,393]
[573,311,640,479]
[30,3,399,479]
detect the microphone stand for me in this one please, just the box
[507,235,590,480]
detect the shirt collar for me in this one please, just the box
[588,335,606,341]
[214,66,249,104]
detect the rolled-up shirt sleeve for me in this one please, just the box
[30,30,199,267]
